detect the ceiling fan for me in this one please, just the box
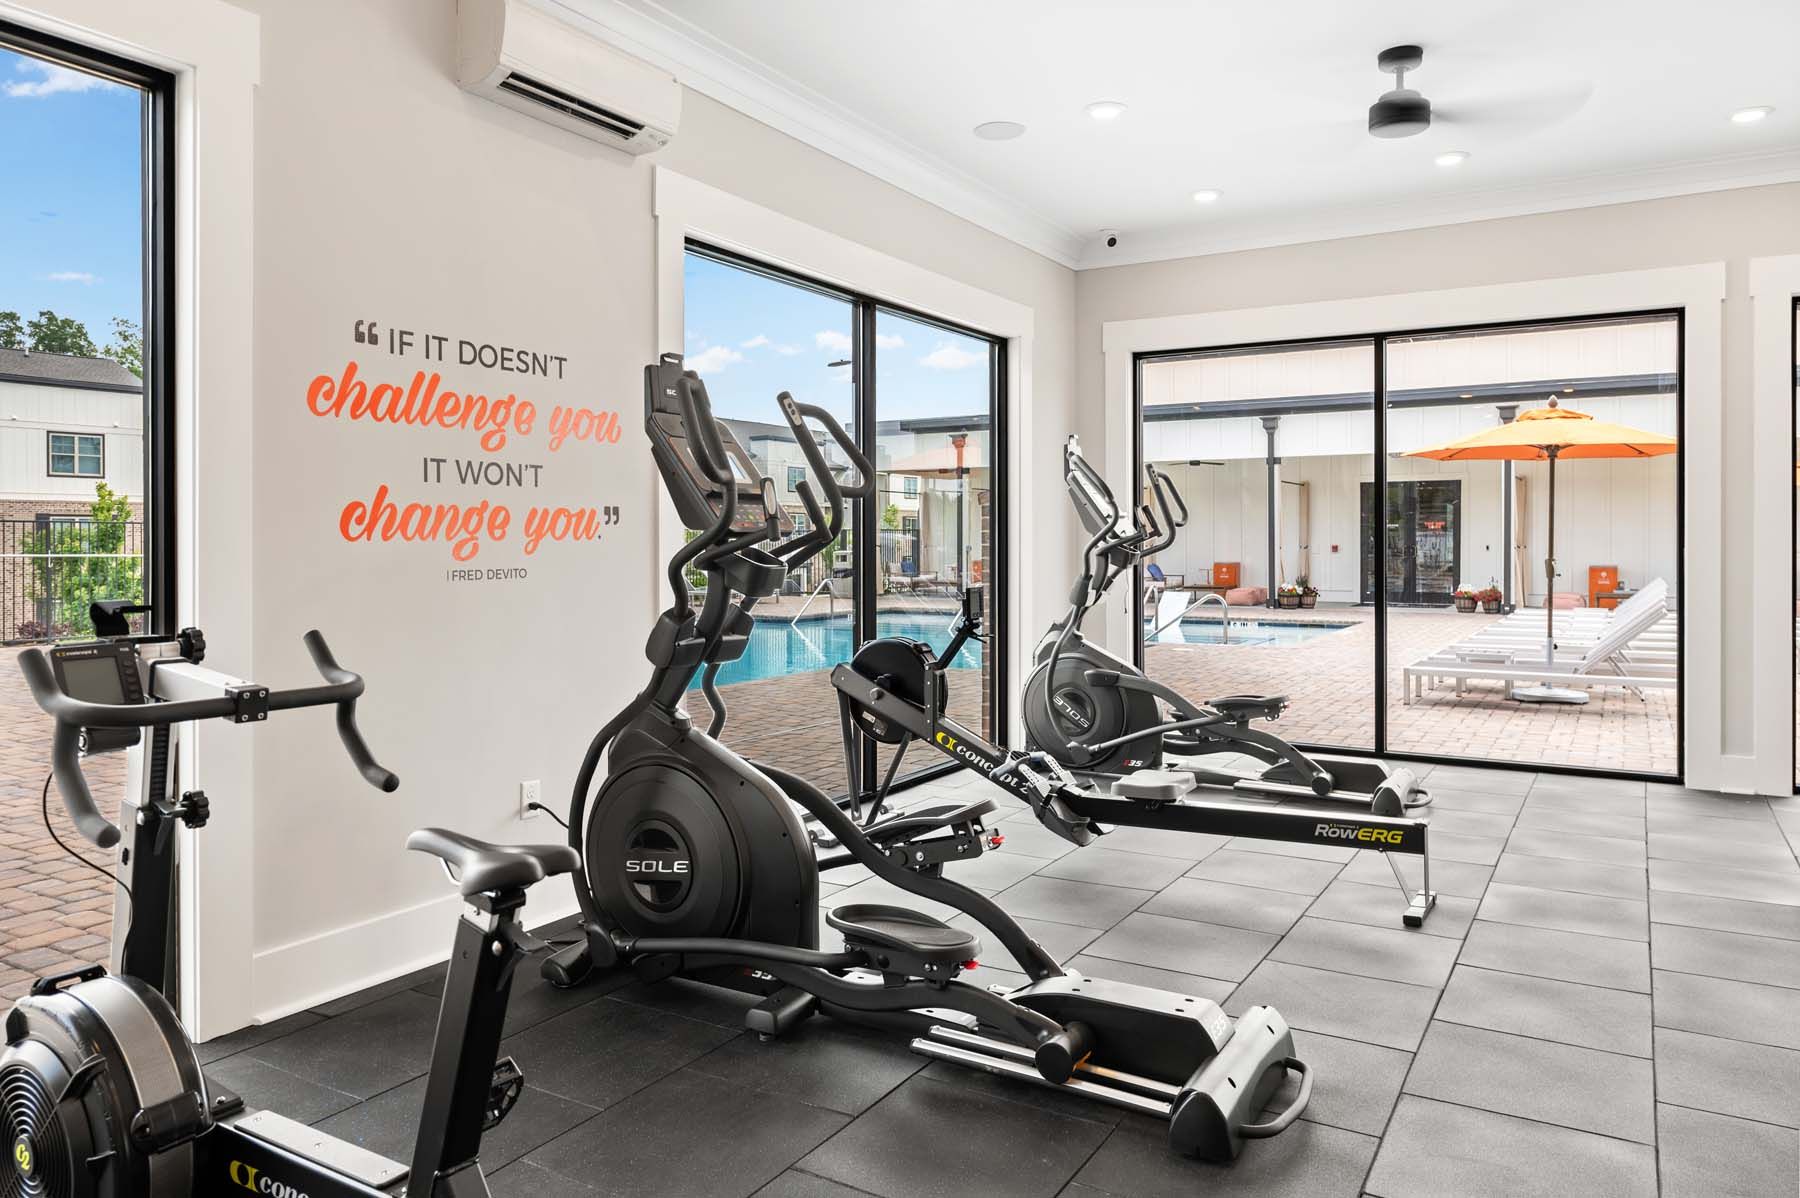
[1368,45,1432,138]
[1365,44,1592,141]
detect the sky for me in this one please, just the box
[0,47,143,346]
[682,252,993,428]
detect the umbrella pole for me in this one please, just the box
[1516,444,1587,704]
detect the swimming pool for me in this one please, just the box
[1144,618,1353,647]
[692,614,981,689]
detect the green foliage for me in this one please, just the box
[0,311,22,350]
[21,483,141,639]
[103,317,142,378]
[681,528,706,591]
[25,310,98,357]
[881,503,901,530]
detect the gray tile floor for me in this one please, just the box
[200,764,1800,1197]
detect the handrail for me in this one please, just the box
[1148,590,1230,643]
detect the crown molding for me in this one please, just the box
[1079,147,1800,270]
[543,0,1086,268]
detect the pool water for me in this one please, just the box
[1144,618,1352,647]
[693,614,981,689]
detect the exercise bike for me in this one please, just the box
[540,355,1310,1161]
[1,605,576,1196]
[1005,437,1436,926]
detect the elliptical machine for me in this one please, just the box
[1,606,578,1196]
[542,355,1311,1161]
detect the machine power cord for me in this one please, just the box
[41,770,133,954]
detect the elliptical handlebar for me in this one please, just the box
[1141,464,1183,555]
[18,630,398,849]
[678,374,734,490]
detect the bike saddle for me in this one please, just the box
[407,827,580,897]
[1208,694,1289,720]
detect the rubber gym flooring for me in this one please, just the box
[200,764,1800,1197]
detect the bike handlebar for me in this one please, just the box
[19,630,398,849]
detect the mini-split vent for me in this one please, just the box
[457,0,680,155]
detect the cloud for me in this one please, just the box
[686,344,744,374]
[875,333,906,349]
[815,329,852,354]
[4,61,121,99]
[740,334,771,349]
[921,342,988,370]
[774,344,802,356]
[46,271,96,284]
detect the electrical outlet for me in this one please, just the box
[519,779,542,821]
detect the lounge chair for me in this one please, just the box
[1464,581,1675,650]
[1404,588,1674,704]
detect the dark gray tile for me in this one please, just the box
[1647,809,1792,845]
[1512,807,1645,840]
[529,1068,847,1198]
[940,848,1045,891]
[1403,1021,1655,1143]
[1656,1103,1800,1198]
[1504,827,1646,867]
[1456,920,1650,992]
[310,962,448,1017]
[414,958,627,1038]
[203,1053,361,1124]
[488,1159,598,1197]
[912,1058,1123,1128]
[1082,911,1277,983]
[1422,831,1505,867]
[1268,918,1461,988]
[314,1076,596,1175]
[1221,837,1357,863]
[1074,1115,1377,1198]
[1653,1027,1800,1128]
[1428,766,1535,794]
[753,1171,881,1198]
[687,1022,924,1116]
[1185,849,1343,896]
[1140,876,1314,935]
[243,991,443,1099]
[1490,852,1646,900]
[985,815,1082,860]
[195,1009,327,1065]
[1646,787,1774,821]
[1649,889,1800,941]
[994,875,1150,930]
[1425,786,1526,816]
[1527,773,1646,802]
[1476,882,1647,940]
[1435,965,1651,1057]
[1226,961,1438,1051]
[1653,969,1800,1050]
[1652,922,1800,989]
[1337,852,1493,899]
[829,875,962,923]
[1063,954,1235,1004]
[1304,880,1476,939]
[609,976,766,1029]
[800,1074,1107,1198]
[499,994,738,1109]
[1365,1096,1656,1198]
[1649,858,1800,906]
[949,911,1100,966]
[1037,847,1192,890]
[1090,825,1227,862]
[1418,808,1515,839]
[1647,829,1800,872]
[1281,1029,1411,1138]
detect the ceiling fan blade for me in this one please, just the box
[1434,81,1596,138]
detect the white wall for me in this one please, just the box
[0,379,143,501]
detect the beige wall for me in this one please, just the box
[1077,183,1800,753]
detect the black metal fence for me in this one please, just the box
[0,518,145,642]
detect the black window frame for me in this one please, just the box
[1132,307,1686,784]
[685,240,1009,798]
[1,21,177,634]
[46,431,105,478]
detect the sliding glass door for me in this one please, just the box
[681,245,1005,800]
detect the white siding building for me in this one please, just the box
[0,347,144,520]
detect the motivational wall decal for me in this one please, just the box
[307,320,623,581]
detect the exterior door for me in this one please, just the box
[1361,480,1461,605]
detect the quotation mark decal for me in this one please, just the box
[602,505,621,525]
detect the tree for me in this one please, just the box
[26,310,97,357]
[103,317,142,377]
[20,483,141,639]
[0,311,22,350]
[881,503,901,530]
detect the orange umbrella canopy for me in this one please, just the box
[1405,399,1678,462]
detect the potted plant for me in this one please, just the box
[1276,584,1302,610]
[1453,585,1478,614]
[1477,584,1503,614]
[1296,576,1319,609]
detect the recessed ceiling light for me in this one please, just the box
[1086,100,1128,121]
[1191,189,1222,204]
[1435,150,1470,167]
[1732,106,1773,124]
[973,120,1026,141]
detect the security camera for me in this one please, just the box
[1100,229,1120,249]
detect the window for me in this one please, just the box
[901,515,918,533]
[47,432,104,477]
[787,465,808,492]
[902,475,919,497]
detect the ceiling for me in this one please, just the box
[557,0,1800,268]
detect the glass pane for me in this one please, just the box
[1794,300,1798,789]
[872,310,997,785]
[1384,315,1680,776]
[1139,339,1377,752]
[680,249,858,796]
[0,44,146,640]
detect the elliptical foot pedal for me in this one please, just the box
[1111,770,1196,804]
[485,1057,525,1130]
[827,904,978,981]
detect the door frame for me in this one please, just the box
[1362,479,1463,606]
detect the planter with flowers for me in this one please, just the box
[1297,576,1319,609]
[1453,585,1478,613]
[1276,584,1302,609]
[1478,585,1503,614]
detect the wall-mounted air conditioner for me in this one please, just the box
[457,0,680,155]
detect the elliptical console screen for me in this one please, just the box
[645,355,795,536]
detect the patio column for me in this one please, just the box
[1496,404,1517,608]
[1261,415,1281,609]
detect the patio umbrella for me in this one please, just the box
[1404,398,1677,704]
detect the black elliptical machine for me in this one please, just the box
[1017,437,1437,927]
[541,355,1311,1161]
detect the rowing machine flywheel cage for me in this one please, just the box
[846,638,944,745]
[3,969,210,1197]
